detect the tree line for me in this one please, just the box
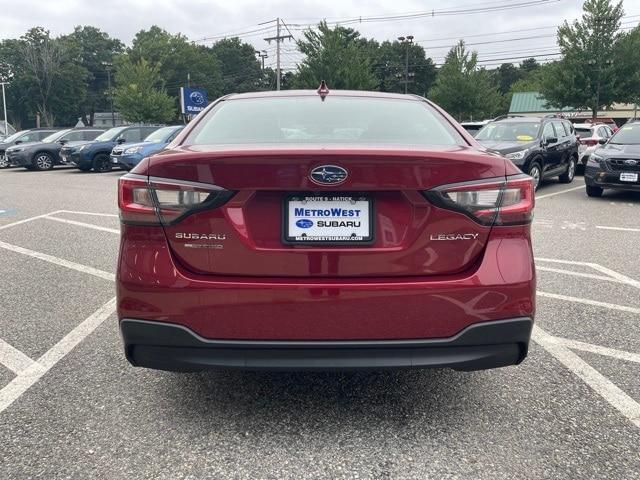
[0,0,638,127]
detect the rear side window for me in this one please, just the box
[552,121,567,138]
[187,96,465,146]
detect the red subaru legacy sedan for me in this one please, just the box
[117,89,535,372]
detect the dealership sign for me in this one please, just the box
[180,87,208,115]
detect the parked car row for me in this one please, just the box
[472,114,640,196]
[0,125,184,172]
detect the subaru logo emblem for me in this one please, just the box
[624,159,638,166]
[295,219,314,228]
[309,165,348,186]
[190,91,206,105]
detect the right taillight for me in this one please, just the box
[118,173,235,225]
[423,174,534,226]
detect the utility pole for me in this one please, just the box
[102,61,115,127]
[264,18,292,90]
[255,50,268,70]
[0,82,8,136]
[398,36,414,94]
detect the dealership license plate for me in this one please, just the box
[284,195,373,244]
[620,172,639,182]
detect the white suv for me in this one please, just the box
[574,123,614,171]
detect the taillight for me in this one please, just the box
[118,174,235,225]
[423,174,534,226]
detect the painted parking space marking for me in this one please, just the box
[0,240,114,282]
[537,291,640,315]
[543,335,640,364]
[532,326,640,429]
[0,210,65,231]
[0,297,116,414]
[536,266,627,284]
[535,184,585,200]
[0,338,38,375]
[44,216,120,234]
[57,210,118,218]
[596,225,640,233]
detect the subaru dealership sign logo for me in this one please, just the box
[180,87,208,114]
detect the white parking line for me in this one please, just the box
[58,210,118,218]
[596,226,640,233]
[536,184,585,200]
[533,326,640,429]
[548,336,640,364]
[0,297,116,414]
[536,266,626,284]
[0,210,64,231]
[538,291,640,315]
[0,338,38,375]
[0,240,115,282]
[45,216,119,234]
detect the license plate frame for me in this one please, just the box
[283,193,374,246]
[620,172,639,182]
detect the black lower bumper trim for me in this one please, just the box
[120,318,533,372]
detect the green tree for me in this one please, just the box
[294,21,377,90]
[429,41,499,121]
[613,25,640,107]
[113,58,175,123]
[369,40,436,95]
[129,26,223,104]
[62,26,123,125]
[540,0,624,117]
[210,37,263,93]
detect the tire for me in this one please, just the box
[92,153,112,173]
[559,156,576,183]
[0,155,8,169]
[528,161,542,191]
[32,152,54,171]
[586,185,603,197]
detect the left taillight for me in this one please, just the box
[118,174,234,225]
[423,174,534,226]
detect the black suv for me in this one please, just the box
[0,128,62,168]
[585,120,640,197]
[475,115,579,190]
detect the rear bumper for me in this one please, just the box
[120,317,533,371]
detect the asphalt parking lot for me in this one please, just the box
[0,167,639,479]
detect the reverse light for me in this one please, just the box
[118,174,235,225]
[423,174,535,226]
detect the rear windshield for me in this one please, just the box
[610,124,640,144]
[476,122,541,142]
[187,96,464,146]
[574,126,595,135]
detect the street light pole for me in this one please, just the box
[0,82,8,136]
[102,61,115,127]
[398,35,414,94]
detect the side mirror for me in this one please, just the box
[14,140,22,145]
[117,137,126,144]
[598,138,607,145]
[544,136,557,146]
[58,139,68,145]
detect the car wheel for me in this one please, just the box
[559,156,576,183]
[92,153,112,173]
[0,155,8,168]
[33,152,54,171]
[586,185,603,197]
[528,162,542,191]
